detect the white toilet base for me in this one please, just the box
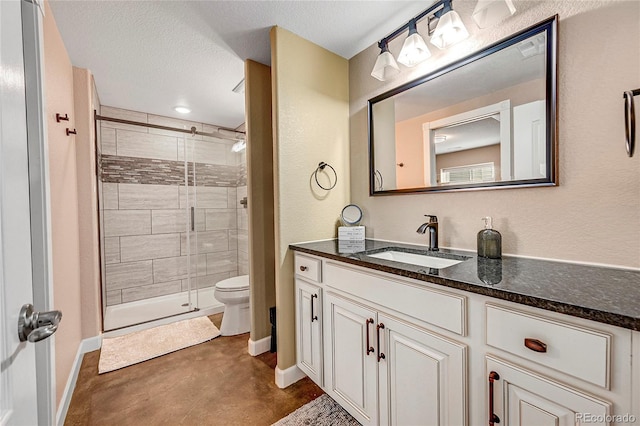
[219,301,250,336]
[215,275,251,336]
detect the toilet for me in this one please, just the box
[214,275,250,336]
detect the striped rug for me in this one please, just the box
[272,394,360,426]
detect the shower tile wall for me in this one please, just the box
[99,106,248,306]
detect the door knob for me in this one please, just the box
[18,304,62,343]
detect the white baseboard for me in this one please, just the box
[275,364,306,389]
[56,335,102,426]
[247,335,271,356]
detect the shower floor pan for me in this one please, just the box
[104,286,224,332]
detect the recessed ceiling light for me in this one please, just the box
[174,106,191,114]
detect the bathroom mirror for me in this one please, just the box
[369,16,557,195]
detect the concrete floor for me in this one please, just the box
[64,314,323,425]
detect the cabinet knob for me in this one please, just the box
[524,338,547,353]
[299,266,308,272]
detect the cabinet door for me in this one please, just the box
[487,356,611,426]
[325,293,378,425]
[295,279,323,385]
[378,314,467,426]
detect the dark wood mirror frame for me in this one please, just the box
[368,16,558,195]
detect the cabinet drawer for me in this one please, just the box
[325,261,465,335]
[294,254,322,283]
[486,304,611,388]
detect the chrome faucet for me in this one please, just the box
[416,215,439,251]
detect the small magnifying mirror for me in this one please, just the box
[341,204,363,226]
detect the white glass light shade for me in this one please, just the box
[472,0,516,28]
[398,32,432,67]
[430,10,469,49]
[371,50,400,81]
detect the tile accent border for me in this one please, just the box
[101,154,243,187]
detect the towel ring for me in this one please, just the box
[374,170,384,191]
[624,90,638,157]
[314,162,337,190]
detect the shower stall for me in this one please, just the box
[96,106,248,331]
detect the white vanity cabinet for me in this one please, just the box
[292,251,637,426]
[322,260,468,426]
[294,254,324,385]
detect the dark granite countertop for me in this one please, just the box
[290,239,640,331]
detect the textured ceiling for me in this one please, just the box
[49,0,432,128]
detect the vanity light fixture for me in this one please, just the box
[429,1,469,49]
[397,20,431,67]
[371,0,516,80]
[371,40,400,81]
[174,106,191,114]
[472,0,516,29]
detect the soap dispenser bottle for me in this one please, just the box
[477,216,502,259]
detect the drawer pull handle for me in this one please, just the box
[376,323,385,362]
[299,266,308,272]
[524,338,547,353]
[488,371,501,425]
[365,318,374,355]
[311,294,318,322]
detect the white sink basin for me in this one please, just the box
[366,250,464,269]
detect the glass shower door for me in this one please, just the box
[99,118,200,330]
[182,132,201,312]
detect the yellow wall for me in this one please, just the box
[72,67,102,338]
[43,0,83,405]
[349,1,640,268]
[271,26,350,370]
[245,60,276,341]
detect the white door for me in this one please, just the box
[378,314,467,426]
[1,0,51,424]
[325,293,378,426]
[513,100,546,180]
[295,279,322,385]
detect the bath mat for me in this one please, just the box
[98,316,220,374]
[272,394,361,426]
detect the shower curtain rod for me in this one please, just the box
[94,112,245,141]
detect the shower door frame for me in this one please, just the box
[94,113,245,330]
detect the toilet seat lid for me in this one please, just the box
[216,275,249,291]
